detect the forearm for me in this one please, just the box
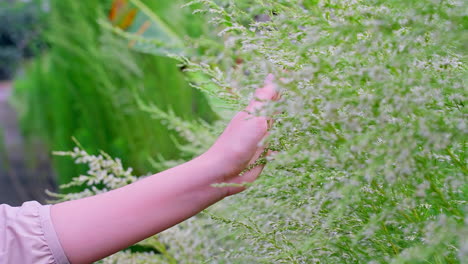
[51,153,226,264]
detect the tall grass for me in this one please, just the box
[13,0,215,186]
[52,0,467,263]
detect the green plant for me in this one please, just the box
[13,0,215,186]
[53,0,467,263]
[0,0,46,80]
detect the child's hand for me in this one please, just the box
[205,74,280,196]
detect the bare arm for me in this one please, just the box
[50,75,278,264]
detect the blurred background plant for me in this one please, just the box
[0,0,47,80]
[11,0,216,188]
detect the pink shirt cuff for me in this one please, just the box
[39,204,70,264]
[0,201,70,264]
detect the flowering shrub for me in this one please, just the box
[53,0,467,263]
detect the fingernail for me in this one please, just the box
[265,73,275,85]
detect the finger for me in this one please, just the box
[224,147,277,196]
[246,74,279,113]
[267,118,273,130]
[239,136,268,177]
[247,142,267,165]
[225,162,266,196]
[225,148,278,196]
[262,73,281,101]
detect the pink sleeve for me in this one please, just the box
[0,201,70,264]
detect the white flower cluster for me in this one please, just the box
[48,146,139,202]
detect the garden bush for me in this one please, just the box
[52,0,467,263]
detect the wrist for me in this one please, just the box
[189,152,231,199]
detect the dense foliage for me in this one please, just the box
[13,0,215,185]
[0,0,46,80]
[53,0,467,263]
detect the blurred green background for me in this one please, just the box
[0,0,216,200]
